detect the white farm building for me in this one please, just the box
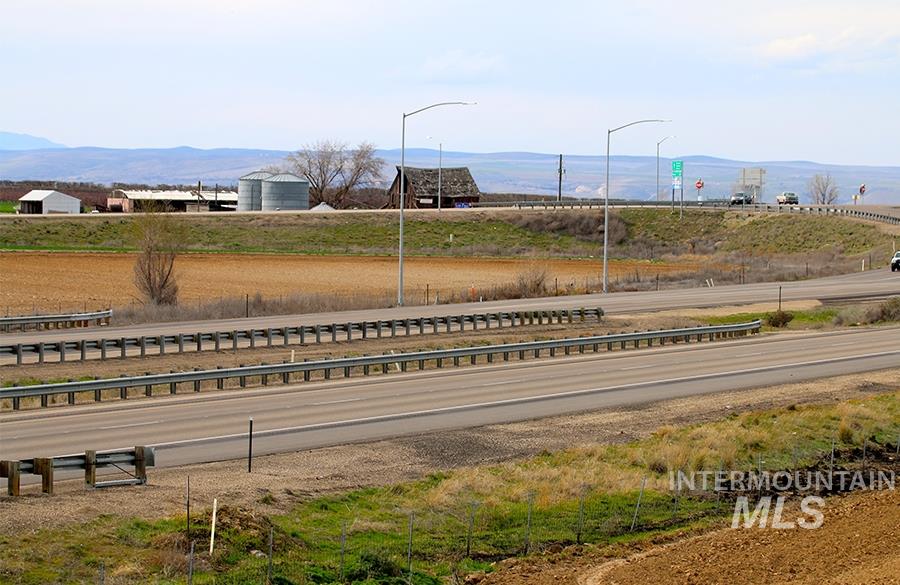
[18,190,81,214]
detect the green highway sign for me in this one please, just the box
[671,160,683,177]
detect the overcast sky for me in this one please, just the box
[2,0,899,165]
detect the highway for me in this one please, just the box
[1,326,897,469]
[2,269,899,351]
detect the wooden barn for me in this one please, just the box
[387,166,481,209]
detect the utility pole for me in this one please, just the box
[557,154,564,202]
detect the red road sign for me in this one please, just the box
[859,184,866,195]
[695,179,704,190]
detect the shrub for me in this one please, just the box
[765,310,794,328]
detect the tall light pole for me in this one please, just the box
[603,119,669,294]
[428,137,443,211]
[399,101,475,306]
[656,135,675,205]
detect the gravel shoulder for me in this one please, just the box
[2,367,897,536]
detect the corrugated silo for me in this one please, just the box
[261,173,310,211]
[238,171,272,211]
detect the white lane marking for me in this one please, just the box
[149,348,900,450]
[98,420,161,430]
[311,397,363,406]
[481,379,526,387]
[828,342,855,347]
[619,364,653,371]
[743,352,764,357]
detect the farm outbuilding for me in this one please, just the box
[107,189,238,212]
[387,166,481,209]
[18,190,81,214]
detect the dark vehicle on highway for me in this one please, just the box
[730,192,753,205]
[892,251,900,272]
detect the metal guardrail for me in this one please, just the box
[0,309,112,333]
[1,307,604,365]
[0,320,762,411]
[475,200,900,225]
[0,446,155,496]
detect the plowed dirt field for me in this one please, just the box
[0,252,707,313]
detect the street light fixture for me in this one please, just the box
[655,136,675,209]
[399,101,475,306]
[603,119,670,294]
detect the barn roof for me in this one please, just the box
[110,189,238,202]
[394,166,480,198]
[19,189,76,201]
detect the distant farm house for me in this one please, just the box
[387,166,481,209]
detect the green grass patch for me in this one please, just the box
[0,201,17,214]
[702,307,840,329]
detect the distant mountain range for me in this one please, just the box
[1,133,898,204]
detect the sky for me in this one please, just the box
[2,0,900,165]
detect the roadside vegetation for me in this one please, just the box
[0,209,891,259]
[2,390,897,584]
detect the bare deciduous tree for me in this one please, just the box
[283,141,384,207]
[132,205,187,305]
[808,173,839,204]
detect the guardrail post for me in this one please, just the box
[347,323,353,342]
[56,342,66,363]
[391,321,397,337]
[283,327,290,346]
[140,336,147,357]
[459,315,465,332]
[120,374,128,400]
[3,461,21,496]
[216,366,224,389]
[38,342,45,364]
[158,335,165,355]
[194,368,202,391]
[331,324,337,343]
[120,337,127,359]
[11,397,20,410]
[178,334,185,353]
[316,325,322,343]
[472,315,478,330]
[418,318,425,335]
[248,330,256,348]
[446,317,452,333]
[361,323,369,340]
[169,371,177,394]
[433,317,439,334]
[239,366,247,387]
[134,446,147,484]
[405,319,411,336]
[15,343,22,366]
[214,332,220,352]
[300,326,306,344]
[376,321,383,338]
[85,450,96,488]
[267,328,274,347]
[232,331,239,351]
[36,457,53,495]
[196,333,203,352]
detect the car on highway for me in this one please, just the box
[730,192,753,205]
[776,191,799,205]
[892,251,900,272]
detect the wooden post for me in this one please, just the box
[134,446,147,484]
[2,461,21,497]
[36,457,54,495]
[85,450,97,488]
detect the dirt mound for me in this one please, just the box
[479,488,899,585]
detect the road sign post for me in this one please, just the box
[671,160,683,213]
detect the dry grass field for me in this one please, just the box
[0,251,708,314]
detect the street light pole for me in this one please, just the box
[655,136,674,205]
[438,142,442,212]
[603,119,669,294]
[399,101,475,306]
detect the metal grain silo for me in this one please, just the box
[238,171,272,211]
[261,173,310,211]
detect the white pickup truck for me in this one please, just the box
[891,251,900,272]
[776,191,799,205]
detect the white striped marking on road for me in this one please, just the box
[98,420,161,431]
[311,397,364,406]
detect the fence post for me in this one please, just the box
[576,489,586,545]
[630,477,646,531]
[466,502,479,558]
[267,526,274,584]
[406,512,415,577]
[339,522,347,582]
[188,541,194,585]
[524,491,535,554]
[5,461,21,496]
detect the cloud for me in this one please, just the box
[759,33,820,60]
[754,28,900,71]
[421,49,506,81]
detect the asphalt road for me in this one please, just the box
[3,269,899,351]
[2,326,897,471]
